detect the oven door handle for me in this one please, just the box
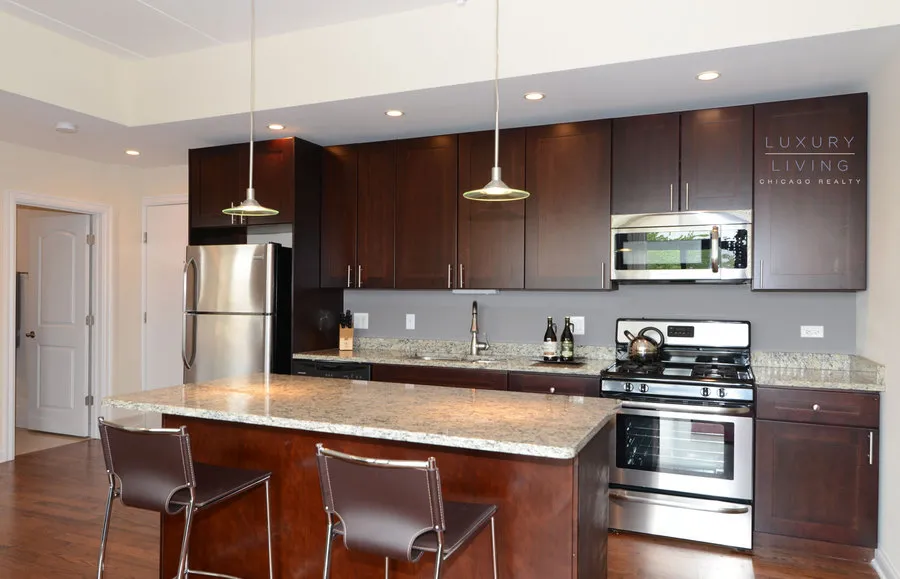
[620,401,752,416]
[609,490,750,515]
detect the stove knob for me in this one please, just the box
[702,387,710,397]
[718,388,727,398]
[639,384,649,393]
[624,382,633,392]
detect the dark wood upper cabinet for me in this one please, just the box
[320,146,358,288]
[525,121,613,290]
[395,135,458,289]
[611,113,680,215]
[357,141,396,289]
[457,129,526,289]
[680,106,753,211]
[245,138,296,226]
[756,419,878,547]
[753,93,867,290]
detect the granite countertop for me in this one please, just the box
[103,374,618,459]
[293,349,614,377]
[751,352,884,392]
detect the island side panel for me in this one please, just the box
[161,415,579,579]
[575,421,611,579]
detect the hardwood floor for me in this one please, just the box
[0,440,879,578]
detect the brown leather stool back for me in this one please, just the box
[316,446,445,562]
[98,417,196,514]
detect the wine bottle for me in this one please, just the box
[542,317,558,361]
[560,316,575,362]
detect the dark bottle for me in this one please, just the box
[542,317,558,361]
[560,316,575,362]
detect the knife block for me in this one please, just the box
[339,327,354,351]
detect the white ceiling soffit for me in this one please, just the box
[1,26,897,168]
[0,0,451,59]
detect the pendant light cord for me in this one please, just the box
[248,0,256,194]
[493,0,500,169]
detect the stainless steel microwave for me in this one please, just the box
[610,211,752,282]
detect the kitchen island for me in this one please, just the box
[104,374,618,579]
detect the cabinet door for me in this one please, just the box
[395,135,458,289]
[357,141,396,289]
[680,107,753,211]
[320,146,358,288]
[189,144,248,228]
[371,364,508,391]
[753,94,867,290]
[508,372,600,397]
[755,420,878,547]
[246,138,295,225]
[525,121,612,290]
[611,113,680,214]
[457,129,526,289]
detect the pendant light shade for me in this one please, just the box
[222,0,279,218]
[463,0,529,202]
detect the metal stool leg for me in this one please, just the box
[490,516,498,579]
[322,519,335,579]
[432,545,444,579]
[176,503,196,579]
[265,480,274,579]
[96,480,115,579]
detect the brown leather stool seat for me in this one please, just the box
[315,444,499,579]
[96,417,274,579]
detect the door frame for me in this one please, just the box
[141,194,188,393]
[2,190,112,463]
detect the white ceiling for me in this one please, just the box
[0,0,451,58]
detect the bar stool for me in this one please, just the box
[314,444,498,579]
[96,417,274,579]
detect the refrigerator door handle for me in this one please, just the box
[182,257,198,370]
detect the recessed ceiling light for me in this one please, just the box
[125,149,141,156]
[696,71,720,81]
[385,110,404,117]
[268,123,285,130]
[524,92,545,101]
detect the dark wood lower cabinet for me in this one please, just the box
[508,372,600,397]
[755,419,879,547]
[372,364,508,391]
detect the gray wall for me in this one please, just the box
[344,285,857,353]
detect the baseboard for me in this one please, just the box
[874,549,900,579]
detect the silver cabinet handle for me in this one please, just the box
[358,265,363,288]
[812,403,820,411]
[601,262,605,289]
[549,387,556,394]
[447,264,452,289]
[609,490,750,514]
[869,431,874,465]
[459,264,464,289]
[710,225,720,274]
[759,259,764,289]
[230,202,235,225]
[669,184,674,211]
[347,265,352,288]
[685,182,690,211]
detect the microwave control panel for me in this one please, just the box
[720,229,748,269]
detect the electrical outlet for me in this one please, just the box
[353,313,369,330]
[800,325,824,338]
[406,314,416,330]
[570,316,585,335]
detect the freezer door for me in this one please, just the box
[183,313,274,383]
[185,244,276,314]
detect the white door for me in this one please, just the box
[144,203,188,390]
[24,213,91,436]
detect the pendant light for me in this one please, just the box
[463,0,529,202]
[223,0,279,217]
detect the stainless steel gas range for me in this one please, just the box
[601,318,754,550]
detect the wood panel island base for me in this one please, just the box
[104,374,618,579]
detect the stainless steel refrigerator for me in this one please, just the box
[183,243,292,383]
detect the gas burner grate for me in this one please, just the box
[615,361,665,375]
[691,364,739,380]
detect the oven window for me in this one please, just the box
[614,230,712,270]
[616,414,735,480]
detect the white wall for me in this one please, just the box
[858,48,900,573]
[0,141,187,456]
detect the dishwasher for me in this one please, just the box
[291,359,372,380]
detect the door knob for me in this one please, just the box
[25,331,35,338]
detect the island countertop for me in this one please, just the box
[103,374,618,459]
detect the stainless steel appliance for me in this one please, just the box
[610,211,751,282]
[601,318,755,549]
[183,243,292,383]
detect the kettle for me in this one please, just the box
[624,327,665,364]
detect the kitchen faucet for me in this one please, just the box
[470,301,489,356]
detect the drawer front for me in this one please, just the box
[508,372,600,397]
[757,386,879,428]
[371,364,508,391]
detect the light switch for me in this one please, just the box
[354,313,369,330]
[406,314,415,330]
[570,316,585,335]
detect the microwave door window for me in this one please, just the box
[615,230,713,270]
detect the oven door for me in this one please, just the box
[610,401,753,501]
